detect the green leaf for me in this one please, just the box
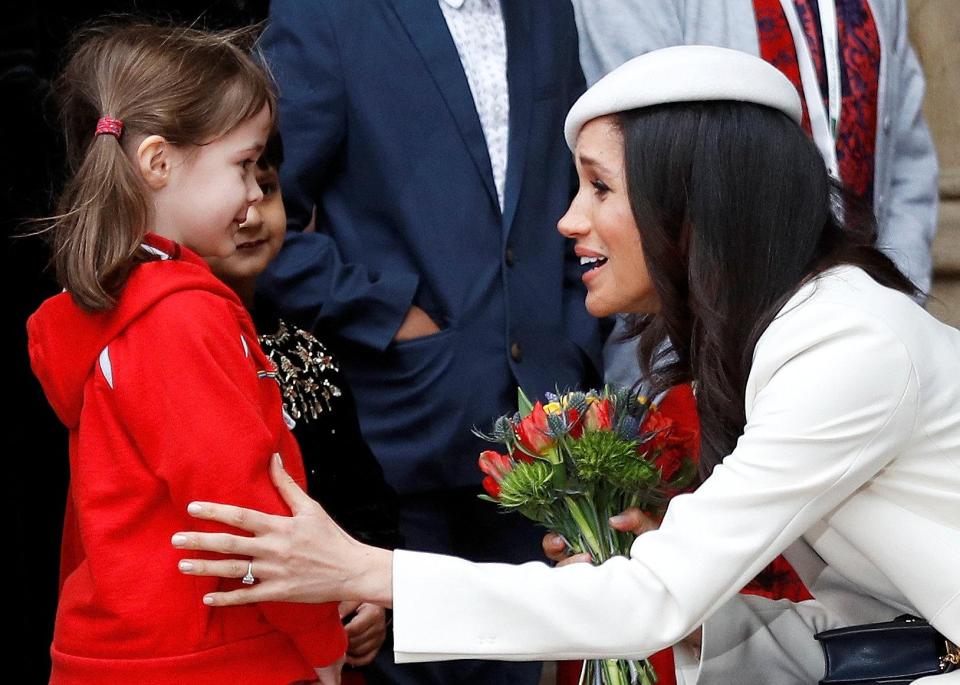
[564,496,603,558]
[517,387,534,418]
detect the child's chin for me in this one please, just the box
[216,265,261,283]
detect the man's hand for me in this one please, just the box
[394,306,441,341]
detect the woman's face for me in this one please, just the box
[558,116,659,318]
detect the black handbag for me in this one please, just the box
[815,615,960,684]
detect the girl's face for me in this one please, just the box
[558,116,659,318]
[151,104,272,258]
[205,164,286,286]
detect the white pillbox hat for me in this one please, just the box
[564,45,803,151]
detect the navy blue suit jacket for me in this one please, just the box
[259,0,602,493]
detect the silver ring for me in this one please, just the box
[241,560,256,585]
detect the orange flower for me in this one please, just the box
[514,402,554,457]
[583,398,614,432]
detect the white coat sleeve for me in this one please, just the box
[391,301,920,663]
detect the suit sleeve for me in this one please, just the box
[257,0,418,351]
[391,301,919,662]
[113,291,346,667]
[876,2,939,295]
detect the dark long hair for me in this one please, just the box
[619,101,917,478]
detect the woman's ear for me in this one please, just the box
[136,135,173,190]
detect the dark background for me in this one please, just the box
[3,3,269,680]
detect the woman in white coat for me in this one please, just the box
[171,47,960,683]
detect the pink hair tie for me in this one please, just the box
[95,116,124,139]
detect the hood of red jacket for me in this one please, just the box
[27,233,244,429]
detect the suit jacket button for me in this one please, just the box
[510,342,523,361]
[505,248,515,267]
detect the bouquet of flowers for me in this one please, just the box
[475,384,700,685]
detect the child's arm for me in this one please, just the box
[314,659,345,684]
[110,289,347,668]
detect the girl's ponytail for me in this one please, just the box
[52,120,151,311]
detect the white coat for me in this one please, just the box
[391,267,960,684]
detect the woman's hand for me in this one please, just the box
[542,508,704,656]
[542,507,662,566]
[339,600,389,667]
[172,454,394,608]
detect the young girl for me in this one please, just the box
[27,22,346,684]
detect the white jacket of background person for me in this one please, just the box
[571,0,939,295]
[391,267,960,684]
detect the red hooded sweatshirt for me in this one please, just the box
[28,234,346,684]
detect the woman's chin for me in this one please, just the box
[584,296,616,319]
[585,294,660,319]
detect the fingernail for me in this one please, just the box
[203,595,214,605]
[171,534,188,547]
[273,452,284,468]
[187,502,203,515]
[179,560,194,572]
[609,514,626,526]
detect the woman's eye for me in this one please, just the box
[591,179,610,196]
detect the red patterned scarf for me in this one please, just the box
[754,0,881,201]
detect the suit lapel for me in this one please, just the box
[500,0,533,237]
[390,0,499,212]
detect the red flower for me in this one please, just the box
[482,476,501,498]
[641,384,700,483]
[655,384,700,453]
[654,445,686,482]
[566,407,584,439]
[478,450,514,499]
[583,398,614,432]
[514,402,555,457]
[641,410,674,447]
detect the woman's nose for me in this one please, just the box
[557,194,590,238]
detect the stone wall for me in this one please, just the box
[909,0,960,326]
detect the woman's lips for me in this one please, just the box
[574,245,608,284]
[581,256,608,284]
